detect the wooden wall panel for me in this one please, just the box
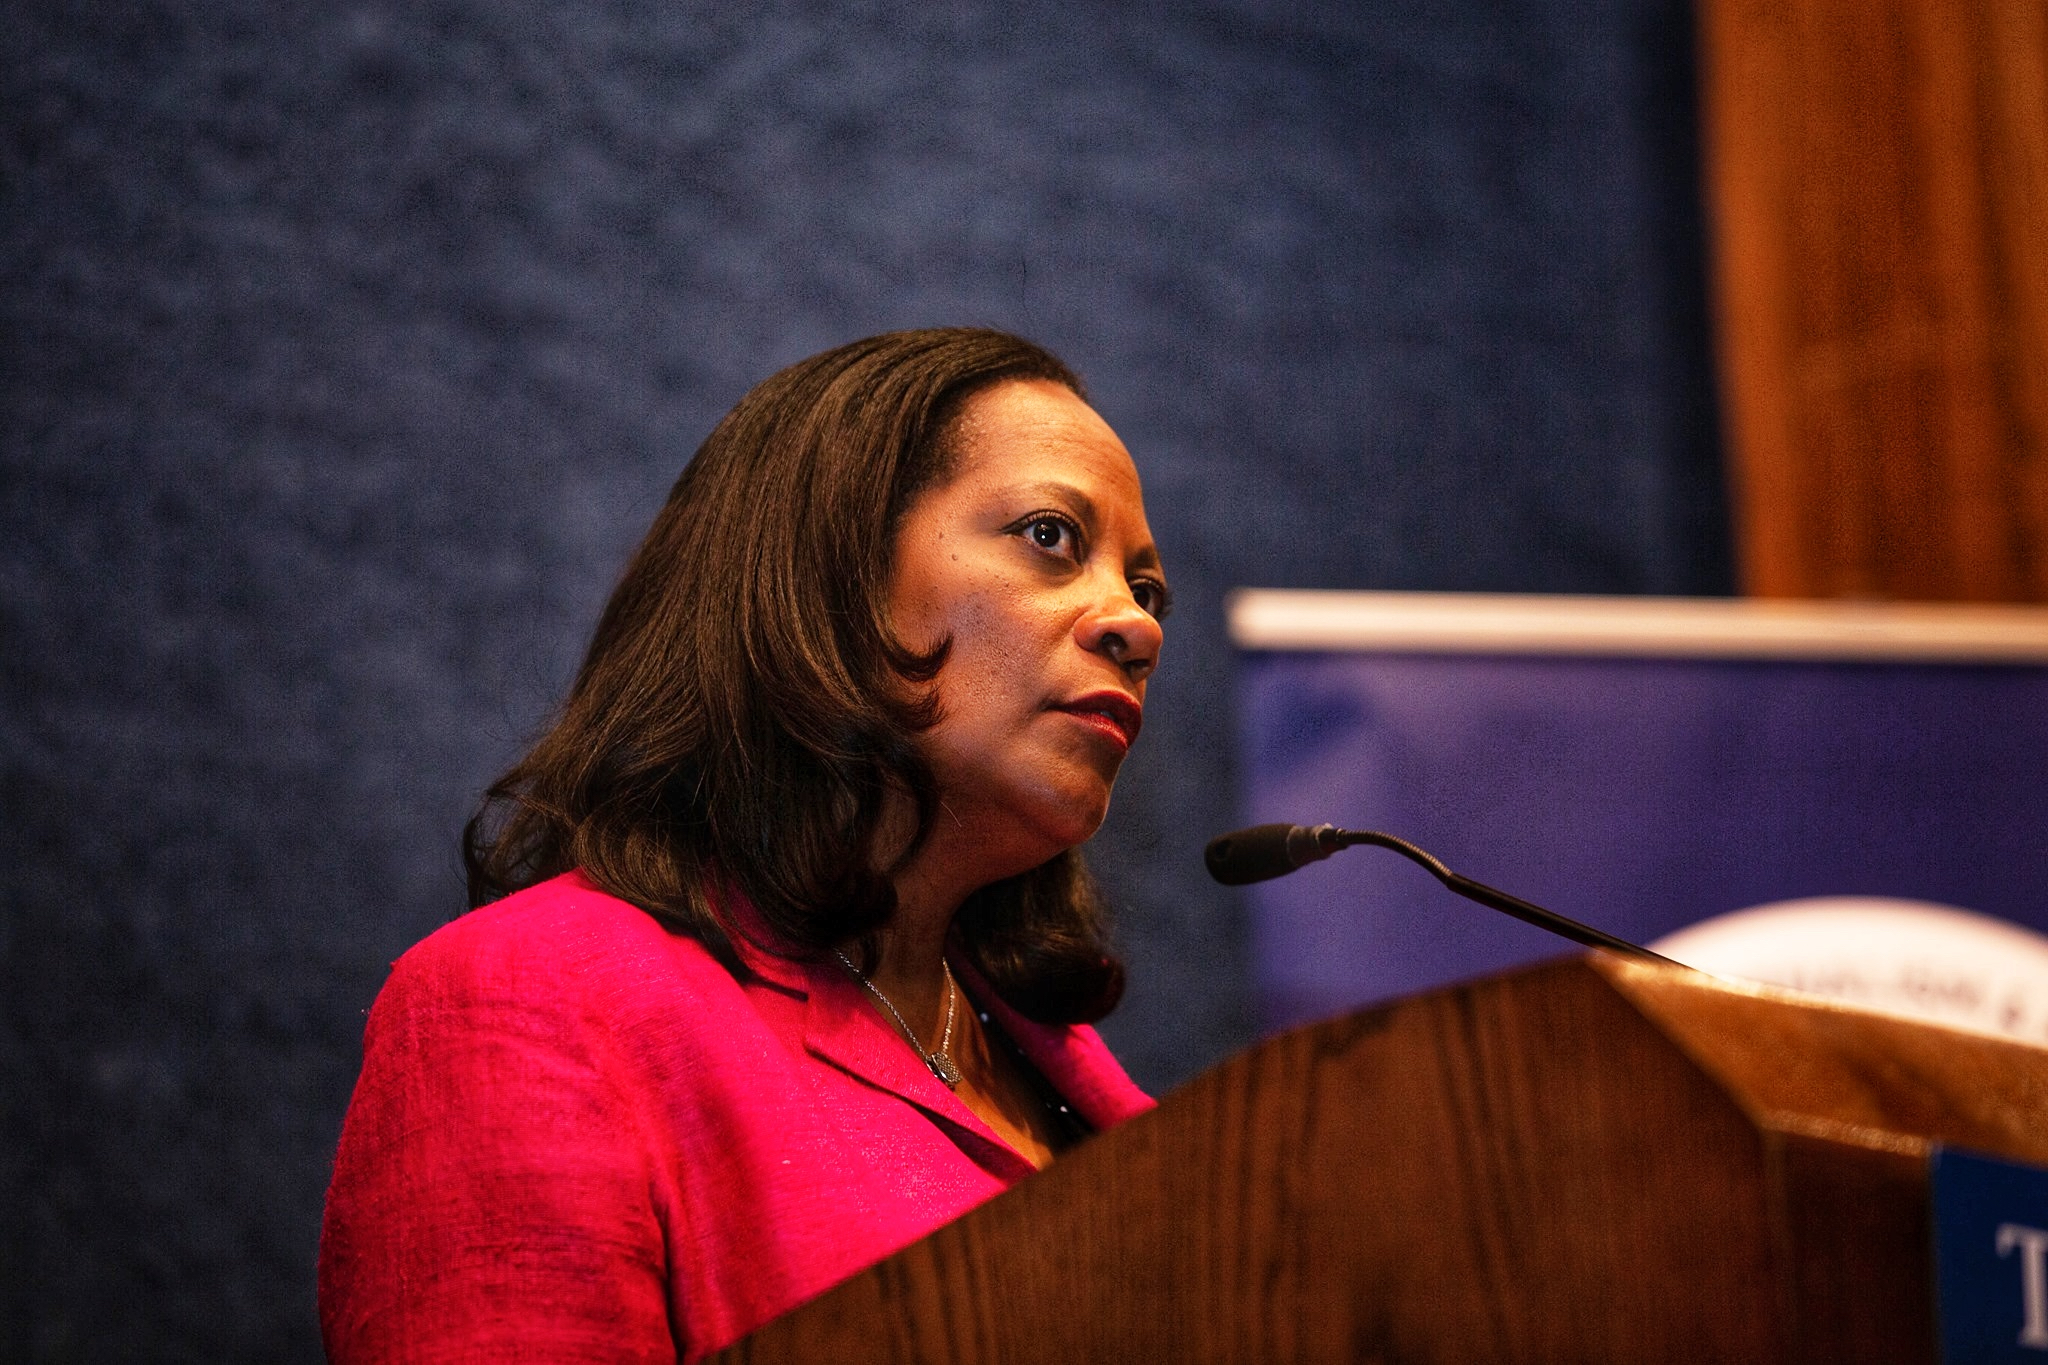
[1699,0,2048,601]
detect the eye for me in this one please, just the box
[1012,511,1083,560]
[1131,577,1174,621]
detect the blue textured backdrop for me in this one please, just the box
[2,1,1729,1357]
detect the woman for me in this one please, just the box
[318,329,1170,1361]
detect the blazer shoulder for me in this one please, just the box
[383,871,735,1012]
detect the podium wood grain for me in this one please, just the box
[717,955,2048,1364]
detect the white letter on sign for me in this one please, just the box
[1997,1223,2048,1349]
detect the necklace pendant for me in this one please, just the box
[835,950,965,1089]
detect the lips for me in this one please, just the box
[1051,690,1144,751]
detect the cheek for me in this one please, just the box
[934,580,1055,674]
[922,589,1067,746]
[930,600,1028,730]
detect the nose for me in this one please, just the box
[1075,579,1164,682]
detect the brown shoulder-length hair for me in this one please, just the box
[464,328,1126,1024]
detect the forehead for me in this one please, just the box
[942,380,1149,515]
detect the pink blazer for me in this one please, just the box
[318,871,1154,1362]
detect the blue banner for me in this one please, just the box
[1234,649,2048,1028]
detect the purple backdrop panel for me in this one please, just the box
[1236,650,2048,1031]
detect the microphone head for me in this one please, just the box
[1205,823,1327,885]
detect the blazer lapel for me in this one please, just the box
[798,959,1038,1181]
[715,891,976,1127]
[719,885,1135,1178]
[955,959,1157,1131]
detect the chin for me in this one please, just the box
[944,758,1118,868]
[1022,785,1113,856]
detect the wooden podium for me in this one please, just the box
[717,955,2048,1363]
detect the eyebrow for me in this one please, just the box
[1008,481,1166,572]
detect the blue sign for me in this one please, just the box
[1234,650,2048,1029]
[1932,1147,2048,1362]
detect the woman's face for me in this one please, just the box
[888,379,1169,877]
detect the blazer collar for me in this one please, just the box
[953,958,1156,1131]
[798,956,1038,1182]
[719,887,1150,1168]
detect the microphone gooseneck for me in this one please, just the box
[1203,822,1679,967]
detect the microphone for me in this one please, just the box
[1204,822,1678,966]
[1203,822,1345,885]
